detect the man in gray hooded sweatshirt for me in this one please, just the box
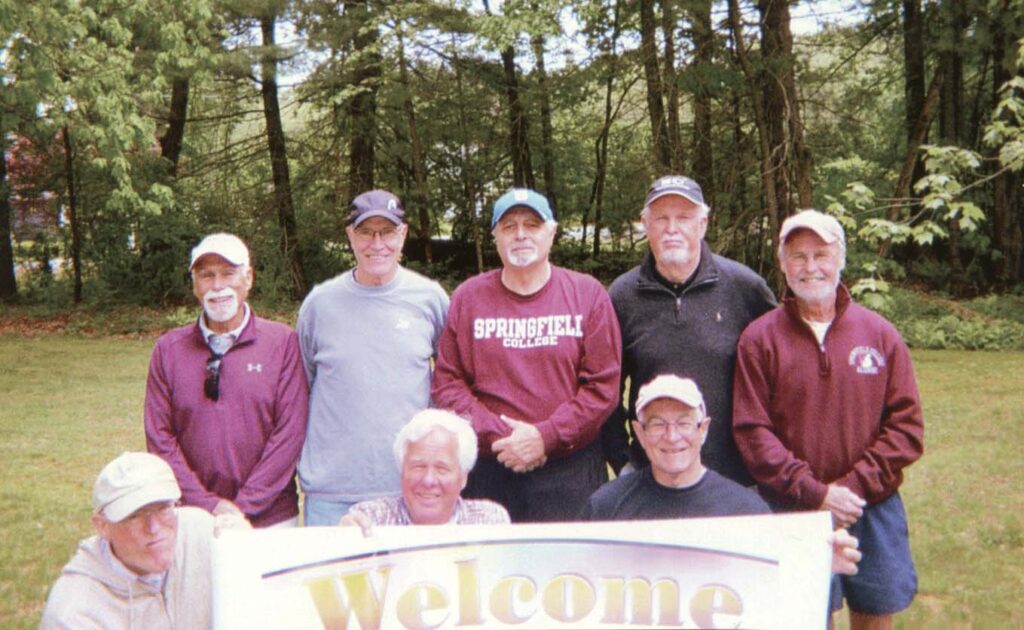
[41,452,247,629]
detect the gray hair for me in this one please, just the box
[393,409,478,474]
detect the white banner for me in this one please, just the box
[212,511,832,629]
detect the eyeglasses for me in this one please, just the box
[123,501,178,528]
[205,355,222,401]
[352,226,402,242]
[641,417,705,438]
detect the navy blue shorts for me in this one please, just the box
[830,491,918,615]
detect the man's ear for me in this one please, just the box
[701,416,711,446]
[91,513,111,540]
[631,419,647,451]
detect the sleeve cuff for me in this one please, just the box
[804,480,829,511]
[535,421,558,454]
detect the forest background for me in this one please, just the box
[1,0,1024,342]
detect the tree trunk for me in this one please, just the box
[452,37,484,273]
[690,0,716,208]
[397,30,432,263]
[903,0,927,208]
[889,69,943,221]
[0,146,16,301]
[62,125,82,304]
[990,0,1022,286]
[758,0,796,220]
[588,0,623,258]
[260,14,307,297]
[788,75,813,209]
[585,0,622,257]
[728,0,780,276]
[640,0,671,171]
[500,46,535,188]
[660,0,683,171]
[532,32,559,217]
[159,77,190,175]
[938,0,967,289]
[590,113,608,258]
[345,0,380,197]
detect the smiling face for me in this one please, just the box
[780,229,844,306]
[400,428,468,525]
[641,195,708,281]
[92,501,179,576]
[634,398,709,488]
[492,207,556,270]
[346,216,407,286]
[191,255,252,333]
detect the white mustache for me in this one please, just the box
[204,288,236,302]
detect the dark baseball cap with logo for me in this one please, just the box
[644,175,706,209]
[347,190,406,226]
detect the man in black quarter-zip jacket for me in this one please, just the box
[602,175,776,485]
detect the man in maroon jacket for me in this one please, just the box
[432,188,621,522]
[145,233,309,527]
[733,210,924,629]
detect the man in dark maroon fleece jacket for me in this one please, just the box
[733,210,924,630]
[145,233,309,528]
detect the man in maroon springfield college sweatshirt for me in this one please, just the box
[432,188,621,523]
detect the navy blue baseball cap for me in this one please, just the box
[644,175,706,209]
[348,190,406,226]
[491,188,555,228]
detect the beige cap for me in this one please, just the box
[779,210,845,247]
[189,233,250,270]
[93,452,181,522]
[636,374,706,416]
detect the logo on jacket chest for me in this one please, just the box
[848,346,884,375]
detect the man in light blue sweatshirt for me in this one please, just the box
[296,190,449,525]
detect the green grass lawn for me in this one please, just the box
[1,335,1021,628]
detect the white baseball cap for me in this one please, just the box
[93,452,181,522]
[189,233,250,270]
[636,374,706,416]
[779,210,845,247]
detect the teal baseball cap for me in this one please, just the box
[491,188,555,228]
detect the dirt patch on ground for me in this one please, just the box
[0,309,168,339]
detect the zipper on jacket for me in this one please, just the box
[818,343,831,376]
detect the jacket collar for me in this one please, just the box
[782,283,853,323]
[190,307,258,350]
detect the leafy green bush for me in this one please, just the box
[965,294,1024,324]
[876,288,1024,350]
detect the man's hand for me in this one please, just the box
[829,528,861,576]
[493,415,546,473]
[338,510,373,537]
[213,499,245,518]
[213,512,252,537]
[819,483,865,527]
